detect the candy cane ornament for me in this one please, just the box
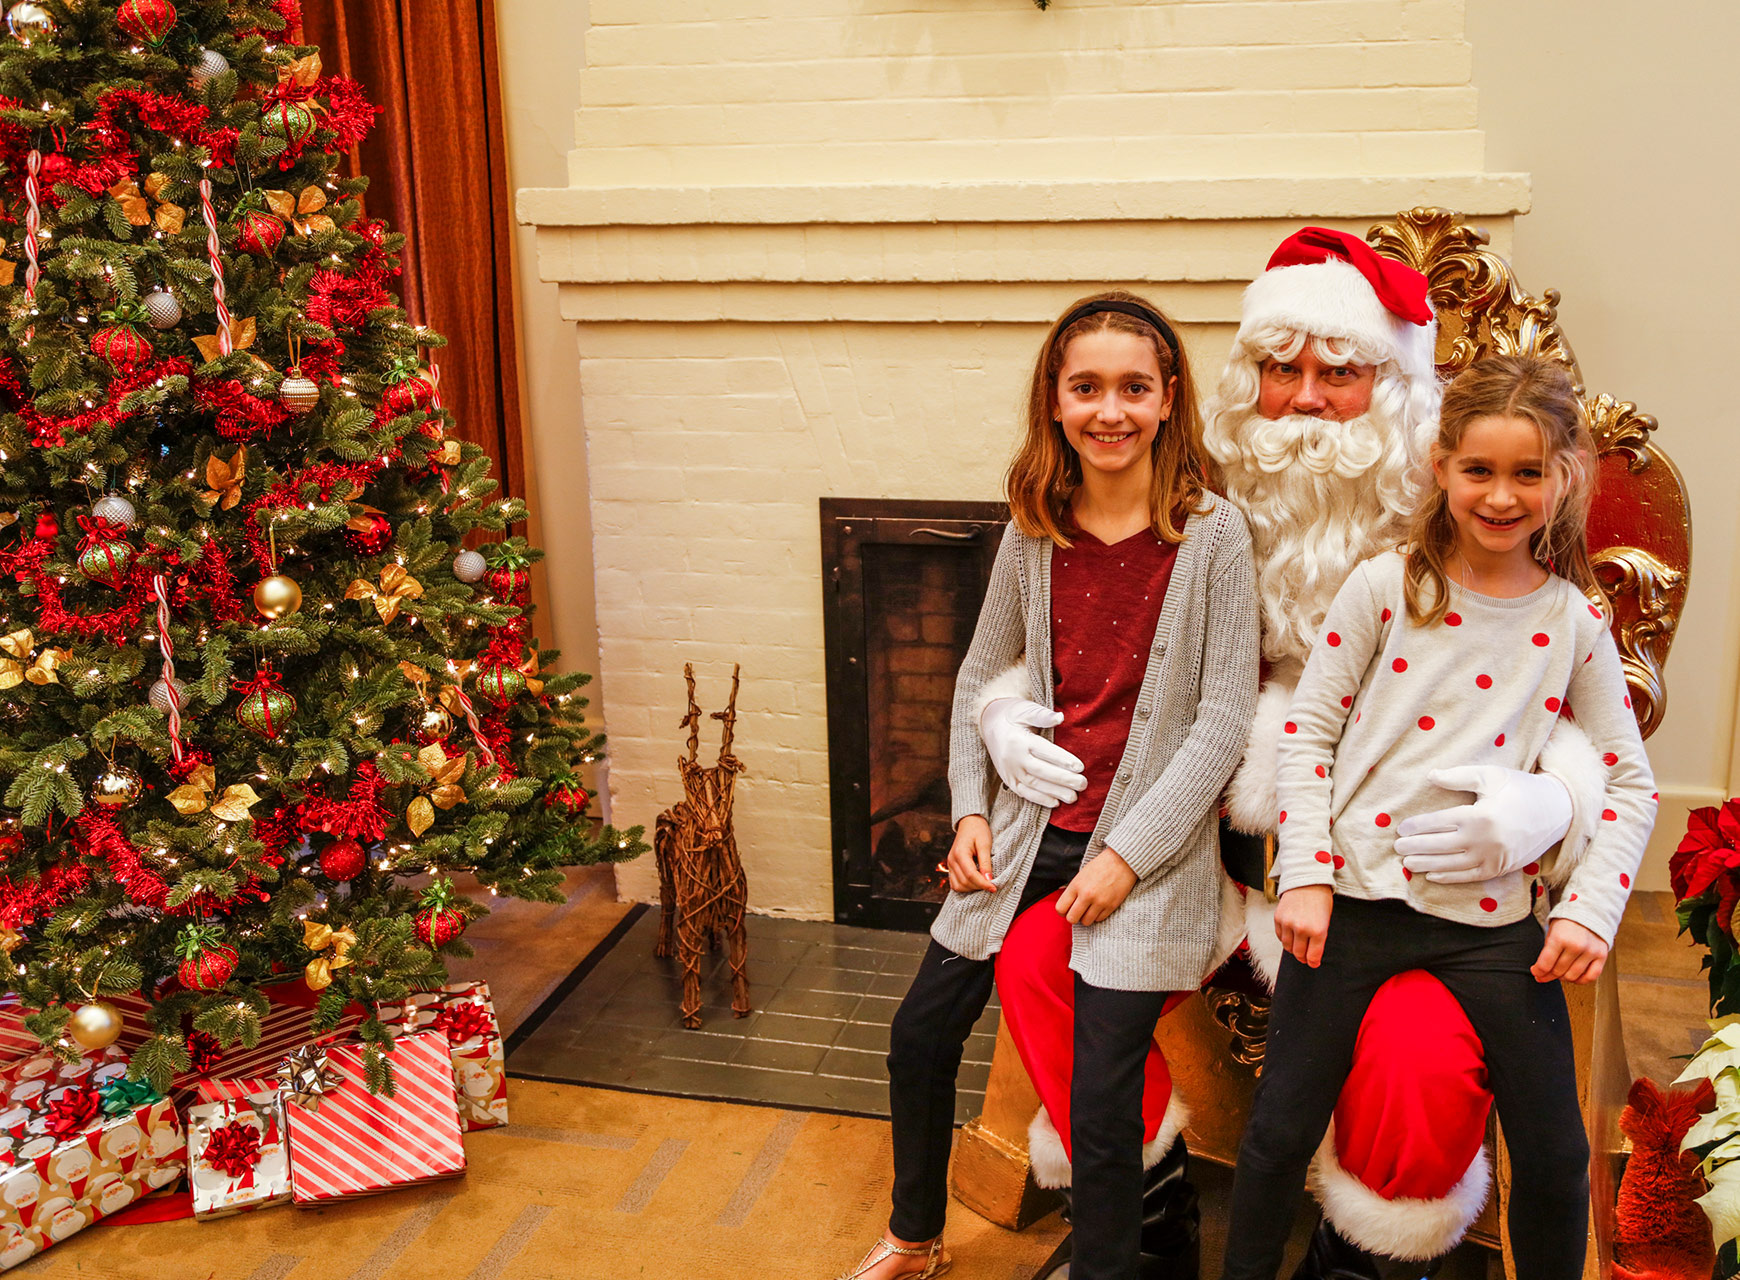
[23,149,41,342]
[198,176,233,355]
[151,574,186,764]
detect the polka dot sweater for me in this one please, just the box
[1274,550,1655,944]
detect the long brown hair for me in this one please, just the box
[1005,290,1214,547]
[1403,353,1605,624]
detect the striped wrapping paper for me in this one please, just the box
[283,1031,466,1204]
[376,982,508,1131]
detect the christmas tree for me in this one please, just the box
[0,0,645,1088]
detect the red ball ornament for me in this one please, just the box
[487,565,530,601]
[33,512,57,541]
[319,837,366,882]
[382,367,435,417]
[236,210,286,256]
[90,324,152,371]
[414,877,466,948]
[174,925,237,992]
[546,781,590,813]
[344,512,392,556]
[117,0,177,45]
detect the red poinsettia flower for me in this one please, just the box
[1671,800,1740,937]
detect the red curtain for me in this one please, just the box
[298,0,525,507]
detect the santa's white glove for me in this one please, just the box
[979,698,1087,809]
[1395,765,1573,884]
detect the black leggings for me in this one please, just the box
[1222,897,1588,1279]
[884,826,1173,1280]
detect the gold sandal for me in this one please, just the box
[835,1234,951,1280]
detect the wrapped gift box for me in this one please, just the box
[0,1050,185,1270]
[376,982,508,1131]
[282,1031,466,1204]
[187,1091,291,1220]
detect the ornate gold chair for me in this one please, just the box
[949,208,1693,1280]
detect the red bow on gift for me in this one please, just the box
[45,1088,100,1139]
[204,1120,262,1180]
[432,1002,493,1047]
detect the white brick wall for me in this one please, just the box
[521,0,1528,918]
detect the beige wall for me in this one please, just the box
[505,0,1729,905]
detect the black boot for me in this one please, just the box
[1136,1140,1200,1280]
[1032,1185,1073,1280]
[1288,1220,1442,1280]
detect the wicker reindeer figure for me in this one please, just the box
[653,663,751,1028]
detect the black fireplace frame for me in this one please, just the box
[820,498,1008,931]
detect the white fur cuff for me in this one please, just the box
[973,662,1034,724]
[1242,891,1283,990]
[1308,1123,1490,1262]
[1225,681,1293,835]
[1535,716,1605,887]
[1026,1094,1191,1190]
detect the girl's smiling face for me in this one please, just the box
[1433,412,1560,565]
[1053,329,1174,482]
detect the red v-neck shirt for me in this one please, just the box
[1048,528,1178,832]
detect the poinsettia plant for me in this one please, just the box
[1673,799,1740,1016]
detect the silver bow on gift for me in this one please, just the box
[277,1044,342,1112]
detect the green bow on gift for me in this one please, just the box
[99,1074,162,1117]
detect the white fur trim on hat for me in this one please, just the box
[1237,257,1437,385]
[974,661,1035,724]
[1308,1122,1490,1262]
[1026,1094,1191,1190]
[1225,680,1294,836]
[1534,715,1606,888]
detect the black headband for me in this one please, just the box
[1056,300,1181,362]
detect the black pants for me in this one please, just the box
[1222,897,1588,1280]
[886,826,1173,1280]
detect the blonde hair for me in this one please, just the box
[1005,290,1213,547]
[1403,354,1605,624]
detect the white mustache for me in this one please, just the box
[1242,413,1386,479]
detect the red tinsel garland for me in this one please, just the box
[203,1120,262,1179]
[193,376,290,441]
[294,759,390,842]
[44,1088,100,1139]
[172,537,244,625]
[89,89,236,169]
[30,561,151,644]
[0,864,91,930]
[303,265,390,335]
[240,461,379,570]
[476,714,515,783]
[74,812,169,909]
[0,355,193,447]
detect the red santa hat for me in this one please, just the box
[1236,227,1438,384]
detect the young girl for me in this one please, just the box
[835,291,1259,1280]
[1221,354,1656,1279]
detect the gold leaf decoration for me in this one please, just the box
[199,446,246,513]
[345,564,424,625]
[191,316,259,365]
[406,795,434,837]
[0,629,69,690]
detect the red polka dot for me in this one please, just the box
[1445,612,1462,627]
[1315,851,1331,864]
[1475,674,1492,689]
[1602,809,1617,822]
[1545,697,1561,712]
[1278,811,1287,824]
[1326,632,1341,647]
[1381,608,1392,622]
[1602,753,1618,766]
[1332,855,1346,870]
[1340,695,1353,708]
[1568,893,1578,902]
[1375,813,1391,828]
[1619,873,1631,889]
[1585,653,1592,664]
[1494,733,1505,746]
[1403,867,1413,881]
[1479,897,1498,913]
[1284,722,1297,734]
[1523,862,1540,875]
[1624,695,1632,708]
[1418,716,1435,731]
[1532,633,1550,647]
[1315,765,1327,778]
[1392,658,1408,673]
[1588,604,1602,619]
[1355,713,1361,723]
[1651,792,1659,802]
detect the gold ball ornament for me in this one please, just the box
[6,3,54,41]
[253,574,303,619]
[67,1001,124,1051]
[414,703,453,743]
[90,765,143,809]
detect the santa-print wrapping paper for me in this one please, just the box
[282,1031,466,1204]
[376,981,508,1131]
[0,1049,186,1270]
[187,1091,291,1220]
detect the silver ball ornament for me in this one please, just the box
[278,370,320,414]
[6,4,54,42]
[143,290,181,330]
[91,494,137,529]
[191,47,229,87]
[149,676,188,715]
[452,549,487,584]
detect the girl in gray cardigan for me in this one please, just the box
[836,293,1258,1280]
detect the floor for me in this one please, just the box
[508,907,999,1122]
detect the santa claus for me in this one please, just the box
[980,227,1607,1279]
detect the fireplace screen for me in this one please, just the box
[821,499,1007,931]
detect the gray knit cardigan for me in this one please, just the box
[933,493,1260,992]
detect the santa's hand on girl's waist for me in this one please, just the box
[979,697,1088,807]
[1394,765,1573,884]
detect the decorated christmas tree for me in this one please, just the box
[0,0,644,1087]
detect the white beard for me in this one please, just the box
[1206,407,1416,669]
